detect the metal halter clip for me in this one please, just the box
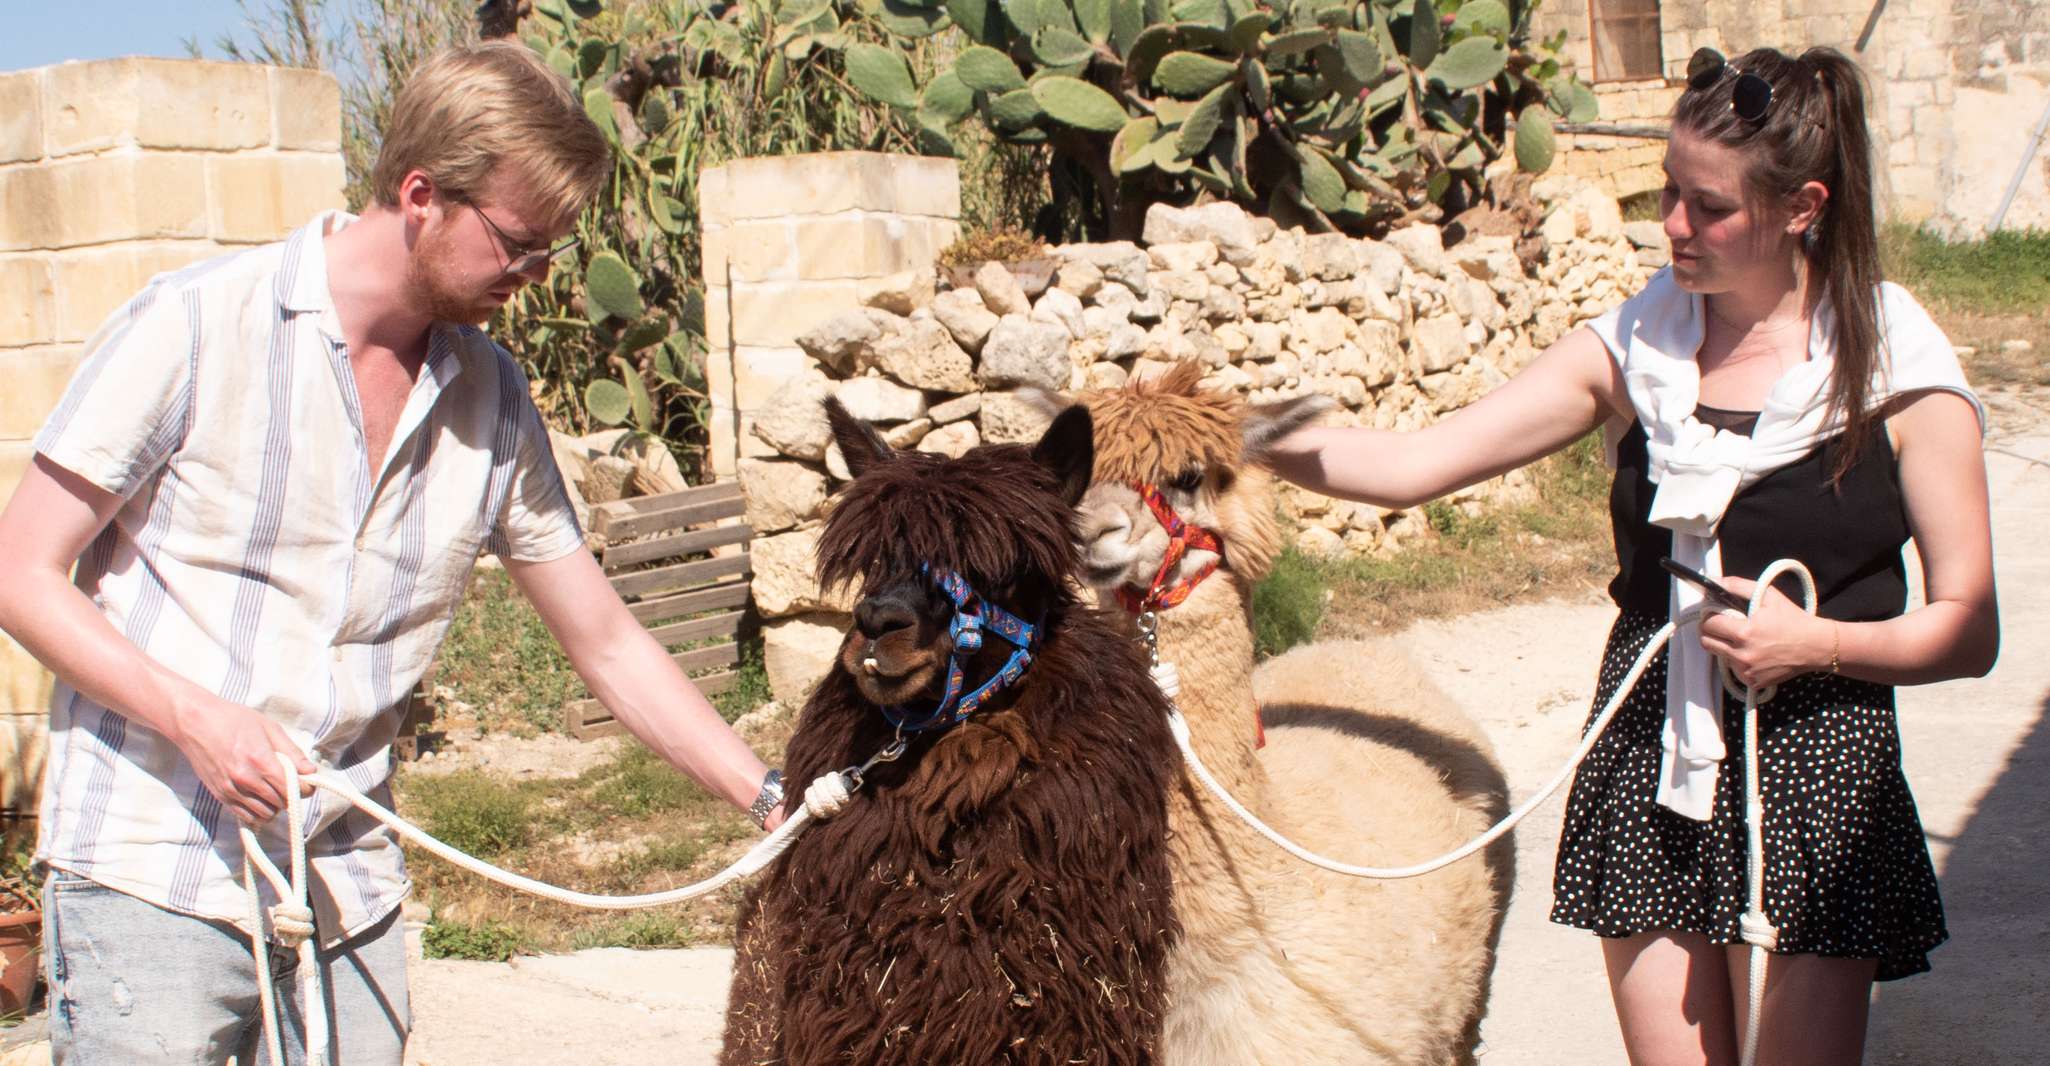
[841,733,909,792]
[1136,610,1161,666]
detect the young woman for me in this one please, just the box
[1263,46,1999,1065]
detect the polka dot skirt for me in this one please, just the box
[1550,610,1948,981]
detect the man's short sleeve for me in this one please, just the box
[34,287,195,499]
[488,396,586,563]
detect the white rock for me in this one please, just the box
[739,458,829,533]
[749,371,835,461]
[869,318,976,392]
[1568,186,1626,243]
[932,288,1000,353]
[1302,233,1362,281]
[1293,307,1355,353]
[928,393,982,424]
[1143,201,1259,266]
[1295,525,1346,559]
[1622,220,1667,250]
[1149,240,1220,273]
[979,316,1073,390]
[1054,260,1104,299]
[916,420,981,457]
[973,259,1032,316]
[2001,338,2034,353]
[1031,287,1088,339]
[1356,241,1407,295]
[1105,323,1150,360]
[1385,224,1451,278]
[979,389,1056,444]
[835,376,928,423]
[883,417,933,448]
[1410,313,1471,374]
[860,269,936,316]
[1083,362,1129,390]
[752,528,860,618]
[762,612,848,705]
[796,309,888,373]
[1153,269,1210,303]
[1130,287,1169,323]
[1059,242,1151,293]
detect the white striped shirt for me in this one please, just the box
[34,212,584,945]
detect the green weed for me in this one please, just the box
[571,913,696,950]
[421,916,529,962]
[580,744,709,821]
[435,568,581,735]
[404,770,539,857]
[1250,547,1328,660]
[1882,224,2050,314]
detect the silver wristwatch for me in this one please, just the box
[748,769,786,829]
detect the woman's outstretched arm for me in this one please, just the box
[1260,326,1625,508]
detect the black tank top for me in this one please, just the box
[1608,408,1911,622]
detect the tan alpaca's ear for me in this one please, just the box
[823,396,892,479]
[1241,394,1334,465]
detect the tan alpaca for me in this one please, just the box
[1072,364,1512,1065]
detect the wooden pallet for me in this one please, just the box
[566,481,753,740]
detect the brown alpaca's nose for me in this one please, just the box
[853,596,919,640]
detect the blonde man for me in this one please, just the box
[0,42,783,1063]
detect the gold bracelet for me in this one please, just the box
[1828,621,1841,674]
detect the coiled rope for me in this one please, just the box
[1151,559,1817,1066]
[238,739,906,1066]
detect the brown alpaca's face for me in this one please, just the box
[817,399,1094,710]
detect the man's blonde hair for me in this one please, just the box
[372,41,611,231]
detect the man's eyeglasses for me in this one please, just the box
[468,202,579,276]
[1686,48,1773,123]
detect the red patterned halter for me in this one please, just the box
[1113,482,1224,613]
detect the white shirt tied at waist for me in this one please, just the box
[1588,269,1983,821]
[33,211,585,945]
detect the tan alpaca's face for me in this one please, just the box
[1074,470,1227,599]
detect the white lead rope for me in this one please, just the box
[1152,560,1817,1066]
[239,746,889,1065]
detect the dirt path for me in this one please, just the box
[394,396,2045,1064]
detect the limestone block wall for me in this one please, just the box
[0,57,345,818]
[724,155,1659,705]
[696,152,961,483]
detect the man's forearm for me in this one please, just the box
[0,566,204,746]
[574,624,771,811]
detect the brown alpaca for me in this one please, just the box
[720,399,1182,1065]
[1071,364,1513,1065]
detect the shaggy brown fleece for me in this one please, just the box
[721,425,1182,1066]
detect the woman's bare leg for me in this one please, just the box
[1602,931,1741,1066]
[1724,946,1877,1065]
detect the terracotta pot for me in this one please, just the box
[941,257,1057,294]
[0,910,40,1017]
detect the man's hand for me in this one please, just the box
[168,694,317,825]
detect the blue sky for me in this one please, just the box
[1,2,326,73]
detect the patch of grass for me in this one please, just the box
[403,769,541,857]
[581,744,709,821]
[1315,431,1615,633]
[570,913,698,951]
[1250,547,1328,659]
[1882,224,2050,315]
[710,642,772,722]
[435,568,582,735]
[421,916,529,962]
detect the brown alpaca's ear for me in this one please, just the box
[1031,404,1095,507]
[1241,394,1334,465]
[824,396,892,479]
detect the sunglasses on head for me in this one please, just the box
[1687,47,1773,122]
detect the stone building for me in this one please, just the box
[1531,0,2050,235]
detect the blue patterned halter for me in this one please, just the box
[881,566,1040,733]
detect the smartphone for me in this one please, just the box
[1659,557,1750,613]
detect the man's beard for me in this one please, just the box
[409,225,503,326]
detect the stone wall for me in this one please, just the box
[732,165,1659,704]
[1530,0,2050,233]
[0,57,346,817]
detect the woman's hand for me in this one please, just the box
[1697,575,1836,689]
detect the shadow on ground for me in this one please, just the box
[1870,690,2050,1061]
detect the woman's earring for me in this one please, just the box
[1801,224,1822,254]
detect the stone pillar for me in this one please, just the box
[0,57,345,817]
[696,151,960,703]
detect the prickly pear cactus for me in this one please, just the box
[836,0,1596,236]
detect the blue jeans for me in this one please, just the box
[41,872,409,1065]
